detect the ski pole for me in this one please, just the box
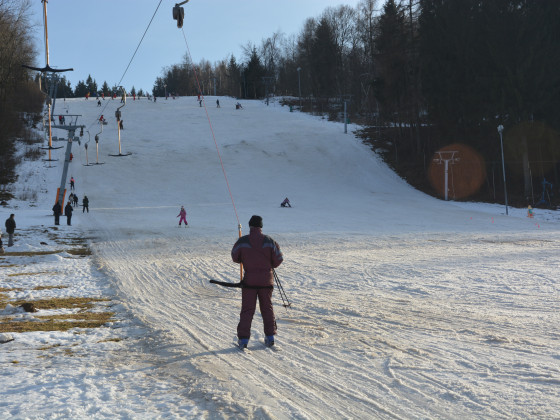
[272,268,291,309]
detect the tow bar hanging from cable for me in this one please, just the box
[173,1,189,28]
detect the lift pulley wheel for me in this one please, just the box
[173,5,184,28]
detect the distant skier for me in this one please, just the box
[97,99,101,107]
[280,197,291,208]
[216,99,220,108]
[231,215,283,349]
[73,193,78,207]
[65,202,73,226]
[82,195,89,213]
[52,201,62,225]
[4,214,15,247]
[177,206,188,227]
[70,176,75,191]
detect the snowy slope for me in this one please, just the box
[2,95,559,419]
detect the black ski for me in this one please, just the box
[209,280,242,288]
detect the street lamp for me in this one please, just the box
[497,124,508,215]
[297,67,301,109]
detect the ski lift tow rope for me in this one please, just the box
[180,27,243,280]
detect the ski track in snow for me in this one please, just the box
[90,228,560,419]
[4,96,559,419]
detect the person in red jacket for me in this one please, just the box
[231,215,283,348]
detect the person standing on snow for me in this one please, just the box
[4,214,15,247]
[70,176,75,191]
[52,201,62,225]
[64,201,73,226]
[231,215,283,348]
[82,195,89,213]
[177,206,188,227]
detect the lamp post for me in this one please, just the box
[297,67,301,109]
[497,124,508,215]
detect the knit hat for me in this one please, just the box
[248,215,263,228]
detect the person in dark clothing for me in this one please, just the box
[52,201,62,225]
[64,202,73,226]
[73,194,78,207]
[5,214,15,245]
[231,215,283,348]
[82,196,89,213]
[4,214,15,246]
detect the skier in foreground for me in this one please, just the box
[231,215,283,349]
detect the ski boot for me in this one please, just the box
[238,338,249,349]
[264,335,275,347]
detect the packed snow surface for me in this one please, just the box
[1,96,559,419]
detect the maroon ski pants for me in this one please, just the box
[237,287,276,339]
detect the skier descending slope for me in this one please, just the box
[231,215,283,349]
[177,205,188,227]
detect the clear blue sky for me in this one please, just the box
[31,0,363,93]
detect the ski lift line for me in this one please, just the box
[181,27,241,228]
[86,0,164,131]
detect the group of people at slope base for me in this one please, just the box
[52,188,89,226]
[1,213,16,252]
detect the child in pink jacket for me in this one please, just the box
[177,206,188,227]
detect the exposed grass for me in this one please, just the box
[11,297,109,311]
[67,247,92,256]
[98,337,122,343]
[0,311,114,333]
[7,271,55,277]
[4,248,91,257]
[3,250,61,257]
[32,285,68,291]
[0,287,23,292]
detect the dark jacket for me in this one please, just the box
[53,202,62,216]
[231,227,283,287]
[64,203,73,216]
[5,217,15,234]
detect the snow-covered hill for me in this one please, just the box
[2,96,559,419]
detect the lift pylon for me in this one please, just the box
[109,87,131,157]
[23,0,73,163]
